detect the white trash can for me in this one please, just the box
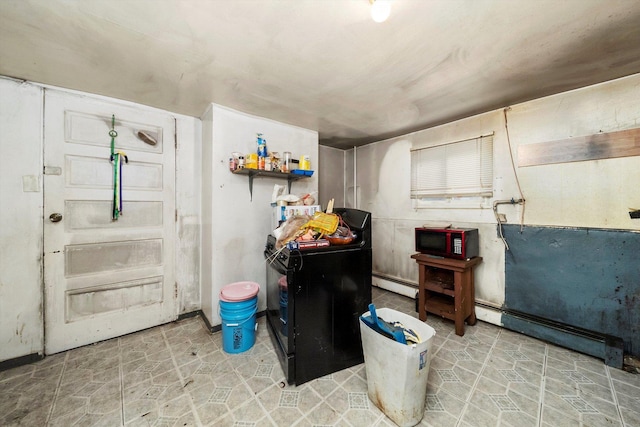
[359,307,436,427]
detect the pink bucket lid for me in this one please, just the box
[220,281,260,302]
[278,276,288,289]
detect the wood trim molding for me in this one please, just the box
[518,127,640,167]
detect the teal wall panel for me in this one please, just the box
[502,225,639,357]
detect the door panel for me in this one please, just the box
[43,90,176,354]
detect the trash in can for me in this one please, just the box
[360,304,436,427]
[219,281,260,354]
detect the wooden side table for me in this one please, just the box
[411,254,482,336]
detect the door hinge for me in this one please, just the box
[175,209,178,222]
[43,166,62,175]
[174,117,177,149]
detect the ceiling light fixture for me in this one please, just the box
[370,0,392,23]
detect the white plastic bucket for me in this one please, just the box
[360,308,436,427]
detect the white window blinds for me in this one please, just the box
[410,134,494,198]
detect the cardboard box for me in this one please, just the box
[274,205,321,228]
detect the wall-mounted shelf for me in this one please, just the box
[232,168,310,200]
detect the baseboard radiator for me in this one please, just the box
[501,308,624,368]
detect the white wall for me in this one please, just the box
[201,104,318,326]
[0,77,202,363]
[176,115,202,314]
[507,75,640,228]
[0,78,44,362]
[347,73,640,313]
[318,145,345,209]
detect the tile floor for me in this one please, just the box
[1,287,639,427]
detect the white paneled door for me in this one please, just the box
[43,90,176,354]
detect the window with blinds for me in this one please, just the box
[411,134,494,199]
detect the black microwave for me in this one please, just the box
[415,227,479,260]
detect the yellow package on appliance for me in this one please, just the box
[304,212,339,236]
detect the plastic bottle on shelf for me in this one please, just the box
[299,155,311,170]
[257,133,268,158]
[282,151,292,172]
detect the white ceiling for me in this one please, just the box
[2,0,640,149]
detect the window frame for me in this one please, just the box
[410,133,494,209]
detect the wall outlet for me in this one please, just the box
[498,213,507,223]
